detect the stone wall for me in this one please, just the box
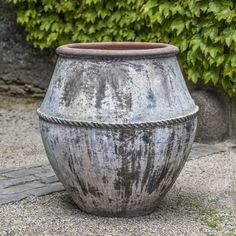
[0,1,54,98]
[229,98,236,139]
[0,1,235,143]
[187,82,232,143]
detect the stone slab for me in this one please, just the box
[0,192,27,205]
[0,175,39,188]
[28,182,65,197]
[1,166,51,178]
[1,181,45,195]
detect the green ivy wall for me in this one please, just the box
[6,0,236,96]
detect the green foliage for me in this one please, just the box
[6,0,236,96]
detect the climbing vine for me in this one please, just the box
[6,0,236,96]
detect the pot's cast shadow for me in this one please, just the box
[49,187,234,235]
[57,187,211,220]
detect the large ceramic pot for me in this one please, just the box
[37,42,198,217]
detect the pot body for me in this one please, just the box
[38,43,198,217]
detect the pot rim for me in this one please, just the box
[56,42,179,58]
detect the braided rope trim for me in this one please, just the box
[37,107,198,129]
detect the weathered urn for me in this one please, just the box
[37,42,198,217]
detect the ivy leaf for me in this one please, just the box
[203,69,219,85]
[64,23,73,33]
[188,68,200,83]
[170,18,185,36]
[178,39,188,52]
[97,9,109,19]
[84,10,97,23]
[159,2,171,17]
[142,0,158,14]
[110,11,122,23]
[224,64,233,78]
[190,35,201,52]
[171,4,184,15]
[151,11,164,24]
[223,28,234,47]
[208,2,221,13]
[216,55,225,67]
[17,10,29,23]
[190,1,201,17]
[88,26,96,34]
[222,78,231,91]
[51,22,60,32]
[199,1,208,12]
[40,20,51,31]
[207,45,222,59]
[208,27,218,41]
[47,32,58,43]
[229,54,236,67]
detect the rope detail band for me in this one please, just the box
[37,107,198,129]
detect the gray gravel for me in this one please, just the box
[0,95,47,169]
[1,150,236,235]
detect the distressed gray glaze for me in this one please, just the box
[38,43,198,217]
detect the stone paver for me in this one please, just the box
[0,165,64,205]
[0,192,27,205]
[28,182,65,197]
[0,175,39,188]
[0,165,53,178]
[0,143,226,205]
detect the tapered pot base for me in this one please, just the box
[75,203,157,218]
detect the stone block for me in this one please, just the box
[0,175,39,188]
[28,182,65,197]
[1,181,45,195]
[0,192,26,204]
[40,175,59,184]
[191,90,228,143]
[0,2,54,97]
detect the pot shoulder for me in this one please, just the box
[39,56,197,123]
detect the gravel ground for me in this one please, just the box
[0,95,47,169]
[1,151,236,236]
[0,95,236,235]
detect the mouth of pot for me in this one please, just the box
[56,42,179,58]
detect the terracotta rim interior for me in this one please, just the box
[56,42,179,57]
